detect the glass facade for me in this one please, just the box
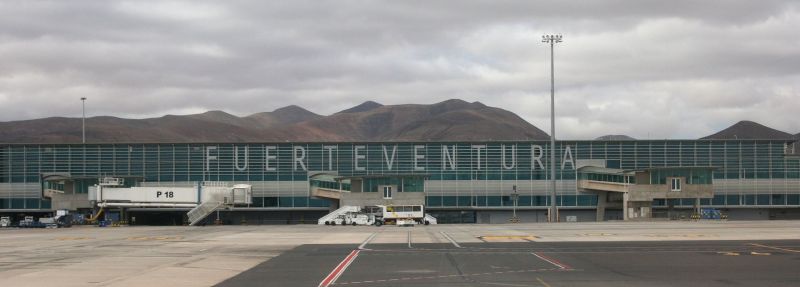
[1,140,799,210]
[361,177,425,193]
[577,172,633,184]
[648,168,713,185]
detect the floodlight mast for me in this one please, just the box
[542,34,562,223]
[81,97,87,144]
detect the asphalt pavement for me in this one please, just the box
[216,240,800,287]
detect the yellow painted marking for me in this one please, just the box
[126,236,183,241]
[749,243,800,253]
[537,277,553,287]
[717,251,739,256]
[479,235,538,242]
[645,234,717,238]
[750,251,771,256]
[579,233,615,237]
[55,237,91,241]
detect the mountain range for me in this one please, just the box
[700,120,797,140]
[0,100,797,143]
[595,135,636,141]
[0,99,549,143]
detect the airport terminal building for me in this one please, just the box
[1,139,800,224]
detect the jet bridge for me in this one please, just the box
[88,178,251,225]
[577,166,715,221]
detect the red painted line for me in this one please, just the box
[532,252,572,270]
[319,250,360,287]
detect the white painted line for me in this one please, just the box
[532,252,571,270]
[319,249,360,287]
[358,232,377,250]
[537,277,553,287]
[440,231,462,248]
[749,243,800,253]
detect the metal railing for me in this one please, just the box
[188,192,226,226]
[188,200,224,226]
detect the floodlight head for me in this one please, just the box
[81,97,86,100]
[542,34,563,44]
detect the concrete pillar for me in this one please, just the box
[623,192,629,220]
[596,191,607,222]
[694,198,701,215]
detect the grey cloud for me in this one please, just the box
[0,0,798,139]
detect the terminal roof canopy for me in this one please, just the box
[576,166,632,176]
[334,174,430,181]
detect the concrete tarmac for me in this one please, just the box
[1,220,800,286]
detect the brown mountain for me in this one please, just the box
[701,120,794,140]
[285,99,548,141]
[336,101,383,114]
[245,105,323,127]
[0,114,278,143]
[595,135,635,141]
[0,99,549,143]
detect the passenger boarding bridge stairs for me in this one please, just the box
[187,194,225,226]
[317,206,360,225]
[188,182,253,226]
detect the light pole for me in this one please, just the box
[542,34,562,223]
[81,97,86,143]
[511,185,519,223]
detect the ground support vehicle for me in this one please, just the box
[320,205,434,226]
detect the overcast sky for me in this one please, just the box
[1,1,798,139]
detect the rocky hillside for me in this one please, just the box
[285,100,548,141]
[0,99,549,143]
[595,135,636,141]
[335,101,383,114]
[701,120,795,140]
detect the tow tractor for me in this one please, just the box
[320,204,436,226]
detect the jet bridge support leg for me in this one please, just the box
[623,193,629,220]
[596,191,607,222]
